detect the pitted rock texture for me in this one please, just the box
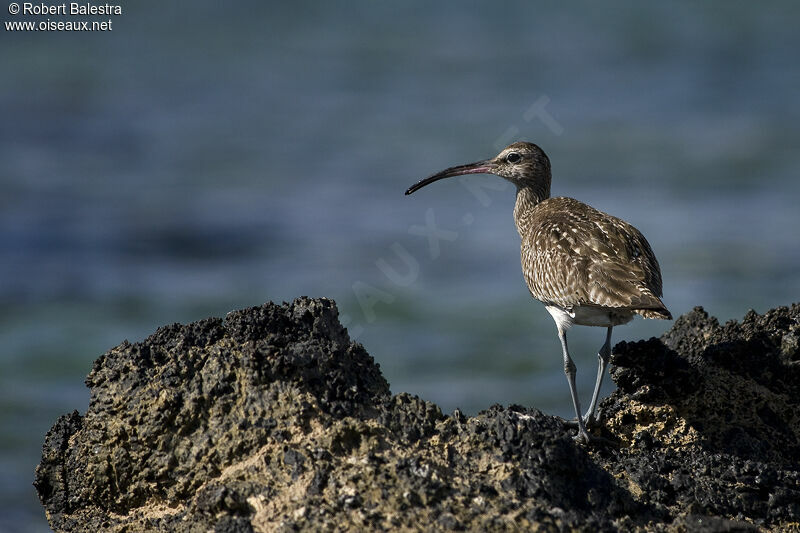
[602,304,800,529]
[35,298,800,532]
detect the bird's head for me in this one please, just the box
[405,141,551,196]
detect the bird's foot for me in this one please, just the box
[559,417,592,444]
[565,424,614,445]
[561,416,613,445]
[573,430,614,446]
[572,428,591,445]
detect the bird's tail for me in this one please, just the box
[636,307,673,320]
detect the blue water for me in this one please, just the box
[2,2,799,530]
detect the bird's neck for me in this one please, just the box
[514,185,549,238]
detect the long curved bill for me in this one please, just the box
[405,160,495,195]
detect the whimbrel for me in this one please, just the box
[405,141,671,443]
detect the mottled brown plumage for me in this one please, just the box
[406,141,671,443]
[520,195,669,318]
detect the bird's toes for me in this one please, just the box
[572,430,591,445]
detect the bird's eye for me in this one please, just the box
[506,152,521,164]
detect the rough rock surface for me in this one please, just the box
[36,298,800,532]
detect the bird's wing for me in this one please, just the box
[521,198,665,311]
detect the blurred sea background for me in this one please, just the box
[2,2,799,530]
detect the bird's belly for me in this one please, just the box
[545,304,634,329]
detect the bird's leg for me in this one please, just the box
[583,326,612,425]
[557,325,590,444]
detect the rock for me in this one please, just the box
[35,298,800,532]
